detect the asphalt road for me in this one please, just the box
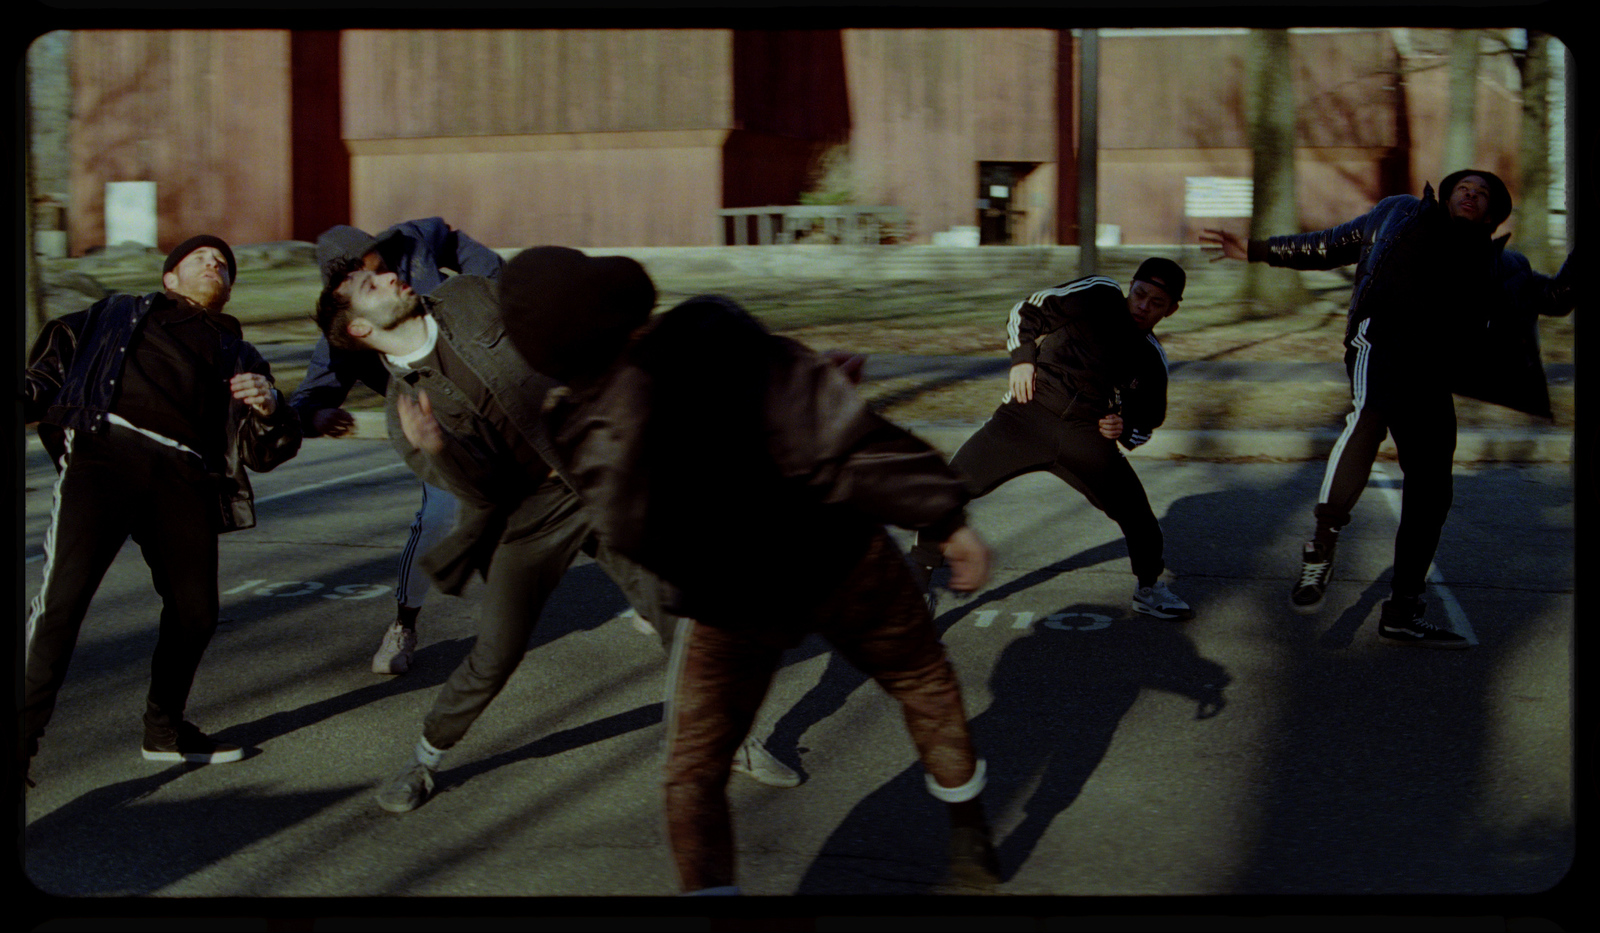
[18,426,1575,906]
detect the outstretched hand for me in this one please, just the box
[1199,228,1247,262]
[940,526,991,592]
[820,349,868,385]
[396,390,445,456]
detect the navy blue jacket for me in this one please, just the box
[289,217,504,434]
[24,291,302,531]
[1261,184,1575,417]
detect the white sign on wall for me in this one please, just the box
[105,181,158,247]
[1184,177,1253,218]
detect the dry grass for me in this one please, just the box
[58,248,1573,431]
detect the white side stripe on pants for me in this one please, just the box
[1319,319,1373,505]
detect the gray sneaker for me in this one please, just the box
[371,622,417,675]
[375,764,436,813]
[1132,581,1194,620]
[731,736,801,788]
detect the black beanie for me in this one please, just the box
[1133,257,1185,302]
[163,235,237,283]
[1438,169,1513,229]
[499,246,657,385]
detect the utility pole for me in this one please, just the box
[1077,28,1099,278]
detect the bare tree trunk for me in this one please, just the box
[1242,28,1309,314]
[1443,29,1480,173]
[1515,31,1555,271]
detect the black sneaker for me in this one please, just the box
[938,825,1002,893]
[909,562,940,617]
[1290,541,1336,614]
[142,722,244,764]
[1377,598,1469,649]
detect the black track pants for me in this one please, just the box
[25,426,224,756]
[1314,324,1457,600]
[911,401,1164,584]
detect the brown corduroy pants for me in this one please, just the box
[662,529,979,892]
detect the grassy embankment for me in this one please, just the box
[79,250,1573,431]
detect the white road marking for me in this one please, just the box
[22,461,412,564]
[1371,462,1476,643]
[253,462,412,504]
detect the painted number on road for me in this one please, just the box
[968,610,1113,631]
[222,579,393,599]
[1043,612,1113,631]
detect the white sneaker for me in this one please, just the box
[371,622,417,674]
[615,608,659,638]
[731,736,801,787]
[1132,581,1194,620]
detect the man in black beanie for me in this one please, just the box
[907,257,1194,622]
[314,253,801,815]
[1203,170,1575,646]
[23,235,302,784]
[495,245,1002,895]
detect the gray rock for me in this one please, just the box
[232,241,317,269]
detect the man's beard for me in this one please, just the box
[178,279,231,312]
[378,294,424,331]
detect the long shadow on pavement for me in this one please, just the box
[794,614,1230,894]
[20,561,641,897]
[23,774,367,896]
[763,539,1131,779]
[1226,464,1575,895]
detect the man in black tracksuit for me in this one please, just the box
[909,257,1194,622]
[1203,169,1575,648]
[22,236,302,782]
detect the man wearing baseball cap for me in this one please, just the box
[289,218,503,676]
[1203,170,1575,647]
[22,235,302,785]
[909,257,1195,623]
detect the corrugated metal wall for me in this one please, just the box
[69,31,291,256]
[338,29,733,247]
[1098,30,1402,245]
[844,29,1061,245]
[61,28,1534,253]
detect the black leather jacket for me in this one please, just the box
[24,291,302,531]
[545,296,970,635]
[1259,184,1576,416]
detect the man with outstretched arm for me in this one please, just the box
[1201,169,1575,647]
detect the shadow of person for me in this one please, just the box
[793,610,1230,894]
[1316,575,1393,649]
[762,539,1133,779]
